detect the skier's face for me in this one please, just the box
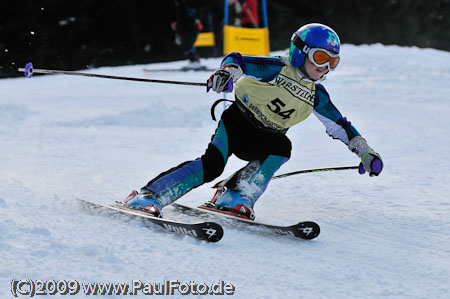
[304,59,328,80]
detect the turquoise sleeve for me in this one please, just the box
[221,52,285,82]
[313,84,360,144]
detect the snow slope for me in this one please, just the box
[1,44,450,298]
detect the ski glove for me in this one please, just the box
[206,65,243,93]
[348,136,383,176]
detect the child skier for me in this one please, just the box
[125,23,383,219]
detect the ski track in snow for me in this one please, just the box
[1,45,450,298]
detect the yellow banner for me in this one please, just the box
[223,25,270,56]
[194,32,215,47]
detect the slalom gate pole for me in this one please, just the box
[18,62,207,87]
[273,165,360,180]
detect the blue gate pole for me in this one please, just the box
[262,0,268,28]
[224,0,229,25]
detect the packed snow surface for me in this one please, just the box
[1,44,450,298]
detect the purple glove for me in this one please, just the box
[349,136,383,177]
[206,69,234,93]
[359,153,383,176]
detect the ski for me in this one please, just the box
[143,66,216,73]
[76,198,223,243]
[171,202,320,240]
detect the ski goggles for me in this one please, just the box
[307,48,340,70]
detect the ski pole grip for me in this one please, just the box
[24,62,34,78]
[371,159,383,174]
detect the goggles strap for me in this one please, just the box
[291,34,311,55]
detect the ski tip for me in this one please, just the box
[295,221,320,240]
[201,222,224,243]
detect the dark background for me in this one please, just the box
[1,0,449,78]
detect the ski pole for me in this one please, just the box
[18,62,207,87]
[273,165,360,180]
[213,165,359,188]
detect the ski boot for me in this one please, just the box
[124,190,162,218]
[203,187,255,220]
